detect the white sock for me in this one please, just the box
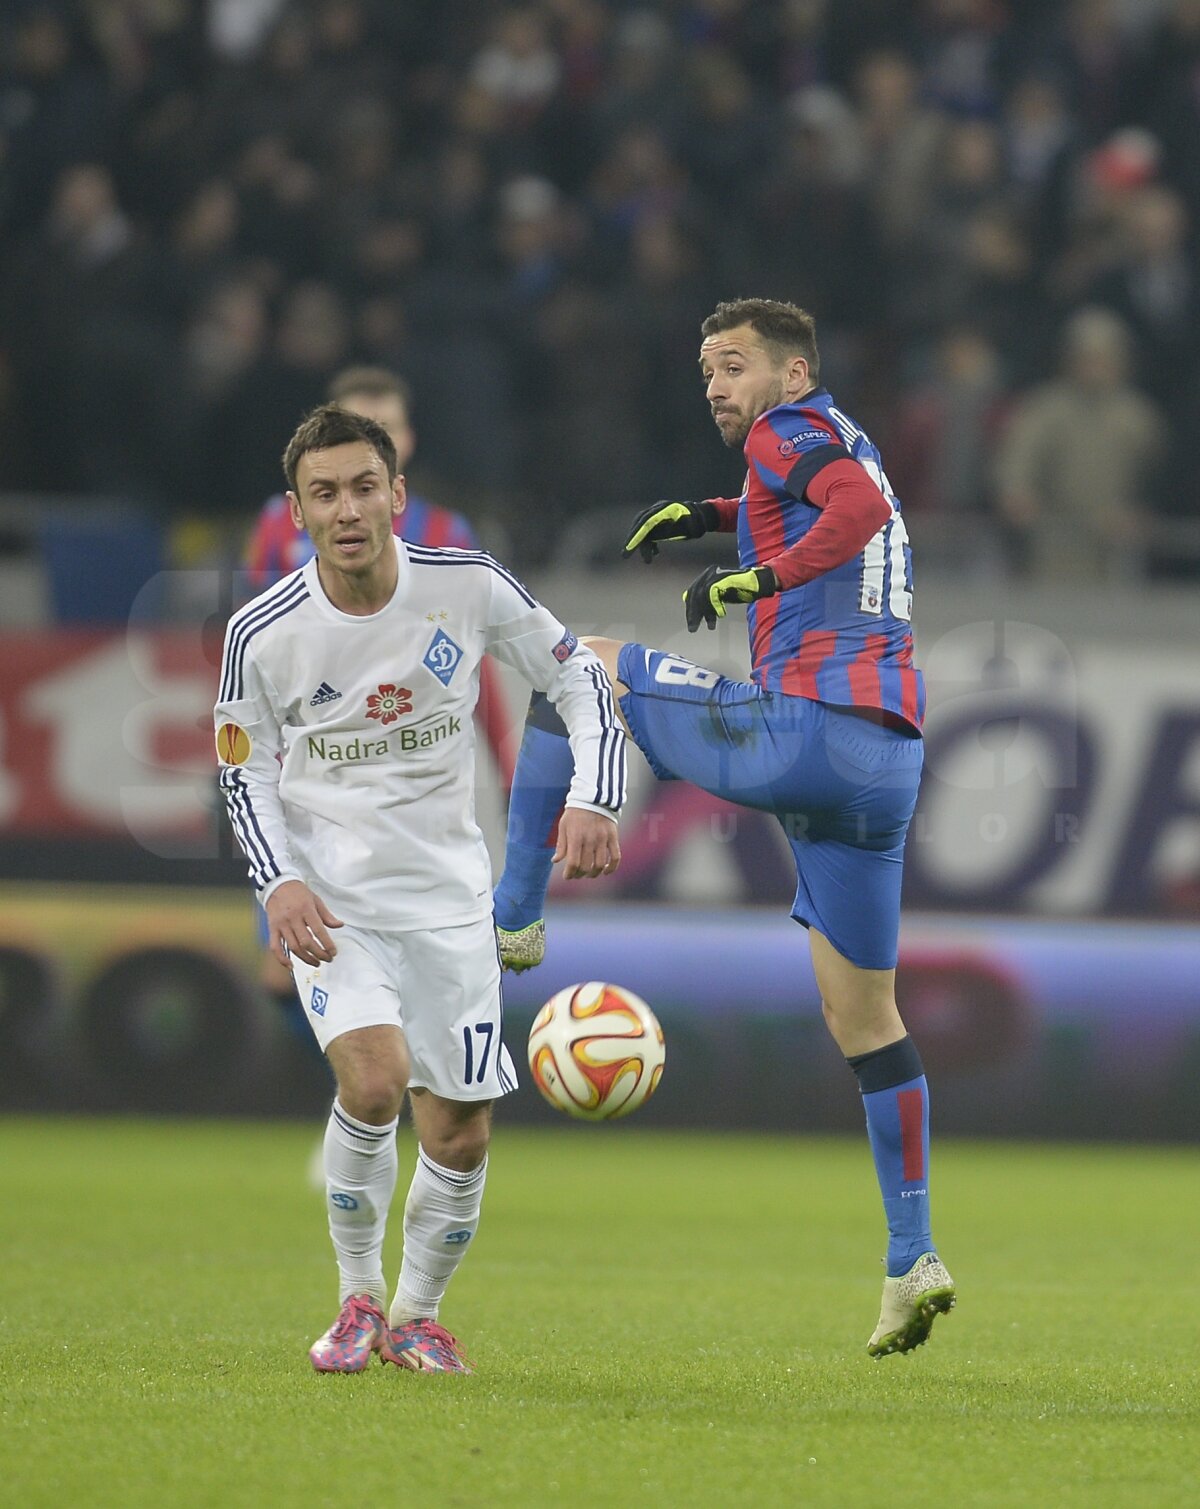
[324,1099,398,1307]
[390,1147,487,1324]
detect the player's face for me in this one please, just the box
[699,325,799,447]
[288,441,405,579]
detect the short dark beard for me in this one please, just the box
[717,378,787,447]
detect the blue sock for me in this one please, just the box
[493,695,573,932]
[848,1035,933,1277]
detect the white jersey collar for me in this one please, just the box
[303,535,410,623]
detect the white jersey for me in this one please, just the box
[215,538,625,930]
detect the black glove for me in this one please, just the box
[622,500,716,563]
[683,565,779,632]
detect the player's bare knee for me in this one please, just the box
[434,1128,489,1173]
[579,635,627,688]
[335,1067,406,1125]
[820,994,862,1039]
[415,1102,492,1171]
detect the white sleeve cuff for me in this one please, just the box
[564,799,619,823]
[257,873,304,909]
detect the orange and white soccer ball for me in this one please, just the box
[527,981,665,1121]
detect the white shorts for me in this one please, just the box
[290,917,518,1102]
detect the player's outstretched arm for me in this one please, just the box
[554,807,621,879]
[264,879,344,968]
[622,500,718,563]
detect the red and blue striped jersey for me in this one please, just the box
[732,388,924,731]
[245,492,478,590]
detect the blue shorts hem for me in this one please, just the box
[789,905,899,971]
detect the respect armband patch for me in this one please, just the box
[777,430,829,458]
[552,631,578,663]
[216,721,252,765]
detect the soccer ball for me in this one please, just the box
[527,981,665,1121]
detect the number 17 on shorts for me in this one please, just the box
[291,916,518,1102]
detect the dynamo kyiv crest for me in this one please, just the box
[423,628,464,686]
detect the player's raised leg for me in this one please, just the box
[806,929,954,1356]
[494,637,629,971]
[308,1023,406,1372]
[380,1091,490,1374]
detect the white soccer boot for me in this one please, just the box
[867,1252,955,1358]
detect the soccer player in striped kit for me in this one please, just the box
[217,405,624,1372]
[495,298,954,1358]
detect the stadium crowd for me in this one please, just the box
[1,0,1199,577]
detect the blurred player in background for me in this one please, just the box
[216,404,624,1373]
[245,366,515,1050]
[494,298,954,1359]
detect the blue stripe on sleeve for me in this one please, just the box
[219,575,310,703]
[219,765,281,889]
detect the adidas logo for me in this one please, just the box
[309,682,343,706]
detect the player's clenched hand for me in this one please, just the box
[622,500,712,563]
[554,807,621,880]
[683,564,779,632]
[265,879,344,968]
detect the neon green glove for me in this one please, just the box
[622,500,716,563]
[683,565,779,632]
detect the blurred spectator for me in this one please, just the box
[207,0,290,63]
[1002,71,1080,266]
[588,8,684,141]
[745,84,873,326]
[994,307,1166,582]
[889,325,1008,524]
[424,139,492,268]
[680,48,773,201]
[880,112,1043,381]
[182,275,270,406]
[525,279,646,547]
[202,279,351,512]
[230,132,322,279]
[1,7,114,227]
[587,124,693,278]
[915,0,1007,118]
[1048,126,1162,304]
[1126,0,1200,219]
[471,7,562,119]
[751,0,833,94]
[613,211,718,502]
[6,161,166,495]
[151,177,242,322]
[853,50,947,255]
[1084,184,1198,412]
[548,0,610,108]
[1050,0,1137,138]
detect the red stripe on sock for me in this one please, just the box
[897,1088,925,1182]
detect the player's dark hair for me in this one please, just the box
[282,403,398,492]
[328,365,412,411]
[702,298,820,382]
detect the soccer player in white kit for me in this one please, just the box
[215,404,625,1373]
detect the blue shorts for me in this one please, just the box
[616,644,924,970]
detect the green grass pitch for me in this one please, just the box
[1,1118,1196,1509]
